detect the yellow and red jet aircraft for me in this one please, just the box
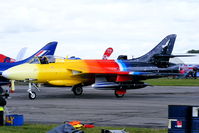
[3,34,182,99]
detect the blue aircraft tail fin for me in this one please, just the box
[133,34,176,67]
[19,41,57,63]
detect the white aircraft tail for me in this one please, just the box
[16,47,28,61]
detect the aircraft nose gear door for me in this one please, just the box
[72,85,83,96]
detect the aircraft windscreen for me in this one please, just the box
[29,55,65,64]
[29,57,41,64]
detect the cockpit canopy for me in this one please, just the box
[29,55,65,64]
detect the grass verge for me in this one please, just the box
[145,78,199,86]
[0,124,167,133]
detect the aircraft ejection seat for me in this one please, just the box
[39,56,49,64]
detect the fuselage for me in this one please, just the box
[2,59,180,87]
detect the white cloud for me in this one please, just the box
[0,0,199,59]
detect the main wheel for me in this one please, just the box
[114,90,126,98]
[29,91,36,100]
[72,85,83,96]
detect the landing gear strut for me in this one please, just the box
[114,89,126,98]
[28,83,40,100]
[72,85,83,96]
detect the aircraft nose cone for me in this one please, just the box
[2,70,9,79]
[2,64,38,81]
[2,68,18,80]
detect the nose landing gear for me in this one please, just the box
[28,83,40,100]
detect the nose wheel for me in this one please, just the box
[28,91,36,100]
[72,85,83,96]
[28,83,40,100]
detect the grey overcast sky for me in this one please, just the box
[0,0,199,59]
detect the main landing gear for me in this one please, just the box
[114,89,126,98]
[72,85,83,96]
[28,83,40,100]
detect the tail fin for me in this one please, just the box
[19,41,57,64]
[133,34,176,67]
[16,47,28,61]
[0,54,16,63]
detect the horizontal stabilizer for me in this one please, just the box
[154,54,195,58]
